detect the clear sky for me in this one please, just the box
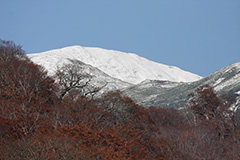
[0,0,239,77]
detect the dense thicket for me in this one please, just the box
[0,40,239,159]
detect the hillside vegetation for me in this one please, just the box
[0,40,240,160]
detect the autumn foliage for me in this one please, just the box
[0,40,240,159]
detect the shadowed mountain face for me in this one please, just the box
[123,62,240,108]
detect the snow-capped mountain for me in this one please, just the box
[28,45,202,84]
[124,62,240,108]
[27,45,239,109]
[61,59,132,94]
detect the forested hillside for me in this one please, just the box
[0,40,240,159]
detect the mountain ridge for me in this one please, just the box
[124,61,240,108]
[27,45,239,109]
[28,45,202,84]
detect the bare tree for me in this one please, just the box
[54,64,105,99]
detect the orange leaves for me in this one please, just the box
[0,41,56,108]
[56,123,151,159]
[189,85,221,120]
[1,40,239,159]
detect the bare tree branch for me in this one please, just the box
[54,64,105,100]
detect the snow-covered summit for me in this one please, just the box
[28,45,202,84]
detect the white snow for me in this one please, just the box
[215,71,240,92]
[236,91,240,95]
[28,45,202,84]
[213,78,225,86]
[230,96,240,112]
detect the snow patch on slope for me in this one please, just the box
[28,45,202,84]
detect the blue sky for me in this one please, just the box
[0,0,239,76]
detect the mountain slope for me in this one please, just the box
[66,59,132,93]
[124,62,240,108]
[28,45,202,84]
[28,55,132,92]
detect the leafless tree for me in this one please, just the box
[54,64,105,100]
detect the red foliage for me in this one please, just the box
[189,84,221,120]
[0,40,239,159]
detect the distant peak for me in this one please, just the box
[28,45,202,84]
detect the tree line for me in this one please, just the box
[0,40,240,159]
